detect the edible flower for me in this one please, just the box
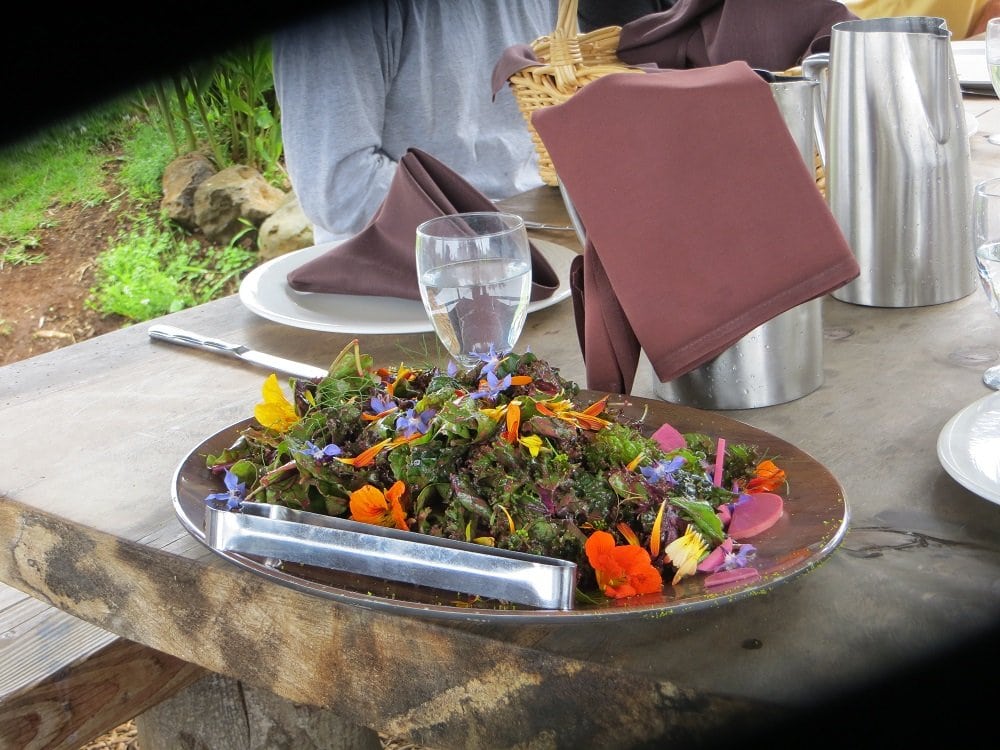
[641,456,686,484]
[585,530,663,599]
[336,437,393,468]
[349,481,408,530]
[518,434,544,457]
[665,525,709,585]
[205,468,245,510]
[504,401,521,443]
[386,365,414,398]
[254,374,299,431]
[535,395,610,431]
[395,408,435,439]
[467,370,512,401]
[744,459,786,493]
[363,395,398,422]
[297,440,343,463]
[471,344,505,376]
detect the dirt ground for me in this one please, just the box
[0,176,134,367]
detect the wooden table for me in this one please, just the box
[3,99,1000,749]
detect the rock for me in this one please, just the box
[160,152,217,231]
[193,165,287,244]
[258,191,314,261]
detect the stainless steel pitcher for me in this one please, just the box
[803,16,975,308]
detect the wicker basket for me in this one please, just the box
[506,0,643,186]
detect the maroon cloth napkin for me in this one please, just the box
[531,62,859,394]
[286,148,560,302]
[616,0,857,71]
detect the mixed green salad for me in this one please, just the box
[204,341,787,602]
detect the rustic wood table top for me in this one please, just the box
[3,96,1000,748]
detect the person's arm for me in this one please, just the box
[971,0,1000,37]
[272,4,401,242]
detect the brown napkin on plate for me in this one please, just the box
[286,147,560,302]
[616,0,858,72]
[531,62,860,394]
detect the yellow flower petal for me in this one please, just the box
[665,526,708,586]
[254,374,299,431]
[518,434,543,457]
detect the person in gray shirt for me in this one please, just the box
[272,0,559,244]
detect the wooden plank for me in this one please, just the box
[0,497,784,749]
[0,583,204,750]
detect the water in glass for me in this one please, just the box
[973,177,1000,389]
[416,212,531,369]
[988,19,1000,145]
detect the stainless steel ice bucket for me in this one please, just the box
[560,75,827,409]
[803,16,976,308]
[652,76,825,409]
[652,297,824,410]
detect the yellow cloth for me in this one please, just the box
[845,0,988,38]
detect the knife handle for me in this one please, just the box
[148,324,243,357]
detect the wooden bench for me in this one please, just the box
[0,583,204,750]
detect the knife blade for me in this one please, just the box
[148,324,328,380]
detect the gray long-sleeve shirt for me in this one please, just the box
[272,0,558,243]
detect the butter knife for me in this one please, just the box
[148,324,328,380]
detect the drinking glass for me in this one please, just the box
[972,177,1000,389]
[415,212,532,369]
[988,18,1000,146]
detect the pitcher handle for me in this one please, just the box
[801,53,830,169]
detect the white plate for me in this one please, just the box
[239,238,575,334]
[952,40,993,92]
[936,390,1000,505]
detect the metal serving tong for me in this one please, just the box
[205,502,578,610]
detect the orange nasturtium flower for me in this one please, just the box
[336,437,393,468]
[254,374,299,431]
[349,481,408,530]
[664,525,708,586]
[744,459,786,494]
[504,401,521,443]
[584,530,662,599]
[536,395,611,431]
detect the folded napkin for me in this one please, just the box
[286,148,560,302]
[616,0,857,72]
[531,62,859,394]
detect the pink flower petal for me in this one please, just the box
[727,492,784,539]
[652,422,686,452]
[696,537,734,572]
[704,567,760,588]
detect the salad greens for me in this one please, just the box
[205,341,784,601]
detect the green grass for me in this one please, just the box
[0,103,125,256]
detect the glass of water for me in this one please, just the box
[416,212,532,369]
[973,177,1000,389]
[988,18,1000,146]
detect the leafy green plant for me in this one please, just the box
[140,37,285,183]
[87,216,256,322]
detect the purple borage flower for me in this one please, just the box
[470,344,506,376]
[297,440,343,464]
[466,370,512,401]
[369,395,396,413]
[205,467,245,510]
[395,408,436,438]
[640,455,686,485]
